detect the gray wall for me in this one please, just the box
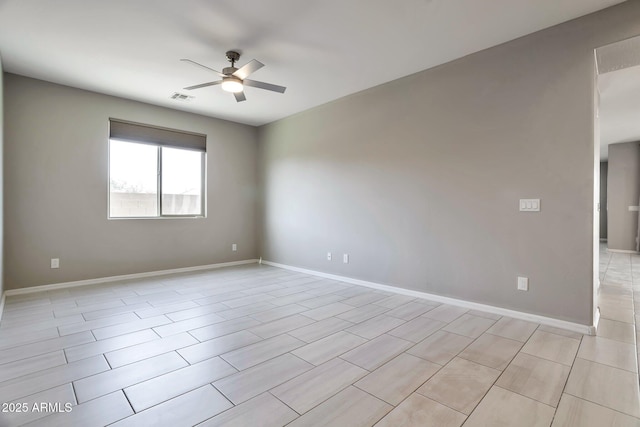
[607,142,640,251]
[600,162,608,240]
[259,2,640,326]
[4,74,259,290]
[0,54,4,298]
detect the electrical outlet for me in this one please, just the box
[327,252,332,261]
[232,243,237,252]
[343,253,349,264]
[517,276,528,291]
[51,258,60,269]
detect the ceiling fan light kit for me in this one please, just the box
[221,76,243,93]
[181,50,286,102]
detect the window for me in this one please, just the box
[108,119,206,218]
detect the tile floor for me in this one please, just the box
[0,256,636,426]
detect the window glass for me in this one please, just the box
[161,147,203,216]
[109,140,158,218]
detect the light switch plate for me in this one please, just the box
[517,276,528,291]
[519,199,540,212]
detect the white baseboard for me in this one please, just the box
[606,248,640,254]
[4,259,259,297]
[2,258,596,336]
[262,260,596,336]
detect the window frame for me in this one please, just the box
[107,120,207,220]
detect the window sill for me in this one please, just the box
[107,215,206,220]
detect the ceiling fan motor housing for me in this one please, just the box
[223,66,238,76]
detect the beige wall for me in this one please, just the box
[4,74,259,290]
[607,142,640,251]
[259,2,640,326]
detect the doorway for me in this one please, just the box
[593,37,640,369]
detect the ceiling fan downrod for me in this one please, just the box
[226,51,240,68]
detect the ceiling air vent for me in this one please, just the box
[170,92,194,101]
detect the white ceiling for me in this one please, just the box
[0,0,627,126]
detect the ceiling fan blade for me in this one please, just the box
[233,59,264,80]
[184,81,222,90]
[234,91,247,102]
[243,79,286,94]
[180,59,226,77]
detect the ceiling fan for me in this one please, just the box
[181,51,286,102]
